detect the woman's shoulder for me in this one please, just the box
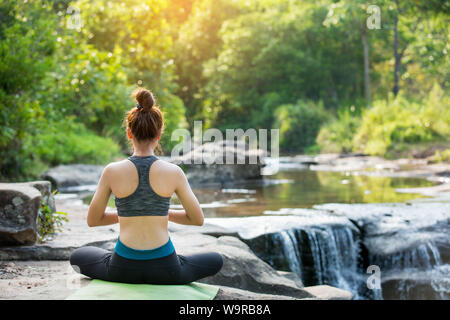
[102,157,185,180]
[101,159,132,176]
[151,158,187,192]
[153,158,184,175]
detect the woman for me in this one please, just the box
[70,88,223,285]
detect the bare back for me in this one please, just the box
[108,159,183,249]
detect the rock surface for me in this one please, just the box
[0,260,347,300]
[0,197,354,300]
[314,201,450,299]
[41,164,104,191]
[302,285,355,300]
[170,140,265,188]
[0,182,43,245]
[380,265,450,300]
[314,202,450,260]
[214,285,299,300]
[173,234,311,298]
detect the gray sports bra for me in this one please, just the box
[114,155,171,217]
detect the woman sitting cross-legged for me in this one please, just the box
[70,88,223,284]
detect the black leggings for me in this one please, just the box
[70,246,223,285]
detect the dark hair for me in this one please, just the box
[124,88,164,144]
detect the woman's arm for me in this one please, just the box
[168,209,193,225]
[169,167,204,226]
[87,165,119,227]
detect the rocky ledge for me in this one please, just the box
[281,153,450,183]
[0,196,353,300]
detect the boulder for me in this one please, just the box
[41,164,104,192]
[171,233,312,298]
[170,140,265,188]
[191,214,362,295]
[0,181,58,246]
[28,181,56,214]
[0,196,119,259]
[0,183,42,245]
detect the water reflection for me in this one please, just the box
[196,170,435,217]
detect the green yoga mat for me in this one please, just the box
[66,279,219,300]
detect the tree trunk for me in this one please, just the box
[362,26,371,107]
[393,0,401,96]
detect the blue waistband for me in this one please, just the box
[114,237,175,260]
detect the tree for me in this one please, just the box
[174,0,247,127]
[0,0,57,180]
[75,0,188,152]
[389,0,448,96]
[323,0,376,107]
[203,1,365,130]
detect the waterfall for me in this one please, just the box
[372,241,442,271]
[430,265,450,300]
[371,240,449,299]
[211,210,449,300]
[278,230,303,279]
[273,225,367,299]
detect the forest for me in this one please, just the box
[0,0,448,181]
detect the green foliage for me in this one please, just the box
[275,100,329,153]
[353,84,450,156]
[37,193,69,243]
[317,108,362,153]
[174,0,248,125]
[25,118,122,167]
[156,92,188,153]
[1,0,449,182]
[201,0,367,131]
[430,149,450,163]
[75,0,188,151]
[0,0,57,180]
[41,39,133,149]
[76,0,175,90]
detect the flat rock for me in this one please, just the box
[215,285,298,300]
[302,285,354,300]
[201,212,356,240]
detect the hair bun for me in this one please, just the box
[133,88,155,110]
